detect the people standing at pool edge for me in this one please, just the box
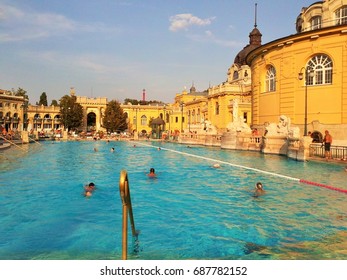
[323,130,333,160]
[147,168,157,178]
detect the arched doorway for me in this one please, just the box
[87,112,96,131]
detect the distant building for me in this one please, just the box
[0,89,27,132]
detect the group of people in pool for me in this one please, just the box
[84,166,265,197]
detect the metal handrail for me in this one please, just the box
[119,170,138,260]
[309,143,347,160]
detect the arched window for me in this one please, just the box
[233,71,239,80]
[265,65,276,92]
[141,115,147,126]
[307,54,333,85]
[335,6,347,25]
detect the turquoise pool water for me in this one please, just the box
[0,140,346,260]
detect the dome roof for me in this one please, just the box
[234,26,262,66]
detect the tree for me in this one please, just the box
[51,100,59,106]
[39,92,48,106]
[103,100,128,133]
[11,87,29,100]
[59,95,83,131]
[123,98,139,105]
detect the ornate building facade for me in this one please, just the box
[247,0,347,143]
[0,89,27,132]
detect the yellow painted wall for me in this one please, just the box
[248,25,347,130]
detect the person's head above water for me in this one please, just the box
[150,168,155,173]
[256,182,263,190]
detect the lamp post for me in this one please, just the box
[163,104,166,131]
[298,67,314,136]
[188,110,191,133]
[180,102,184,132]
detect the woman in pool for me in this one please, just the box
[254,182,265,197]
[147,168,157,178]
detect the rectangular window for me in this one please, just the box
[175,117,178,123]
[325,69,332,84]
[316,70,323,85]
[215,102,219,115]
[335,7,347,25]
[141,119,146,126]
[311,16,321,30]
[44,124,52,129]
[132,117,136,125]
[243,112,248,123]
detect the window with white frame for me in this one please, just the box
[310,16,321,30]
[141,115,147,126]
[307,54,333,85]
[335,6,347,25]
[265,65,276,92]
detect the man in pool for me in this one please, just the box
[84,182,96,196]
[254,182,265,197]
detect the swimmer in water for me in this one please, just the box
[84,182,96,197]
[147,168,157,178]
[212,163,221,168]
[253,182,265,197]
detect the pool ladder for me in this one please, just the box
[119,170,139,260]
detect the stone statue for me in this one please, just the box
[265,115,300,137]
[204,120,217,134]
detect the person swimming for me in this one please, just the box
[84,182,96,196]
[147,168,157,178]
[253,182,265,197]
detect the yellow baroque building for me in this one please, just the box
[0,89,27,132]
[247,0,347,143]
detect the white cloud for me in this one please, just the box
[169,13,214,32]
[0,3,119,42]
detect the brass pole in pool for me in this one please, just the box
[119,170,137,260]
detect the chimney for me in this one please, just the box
[142,89,146,102]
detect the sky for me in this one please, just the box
[0,0,315,104]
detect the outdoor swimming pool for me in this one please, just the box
[0,140,346,260]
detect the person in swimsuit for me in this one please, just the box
[323,130,332,160]
[84,182,96,196]
[254,182,265,197]
[147,168,157,178]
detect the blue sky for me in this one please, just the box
[0,0,314,104]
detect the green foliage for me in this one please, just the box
[103,100,128,132]
[59,95,83,131]
[123,98,164,106]
[11,87,29,101]
[123,98,139,105]
[50,99,59,106]
[39,92,48,106]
